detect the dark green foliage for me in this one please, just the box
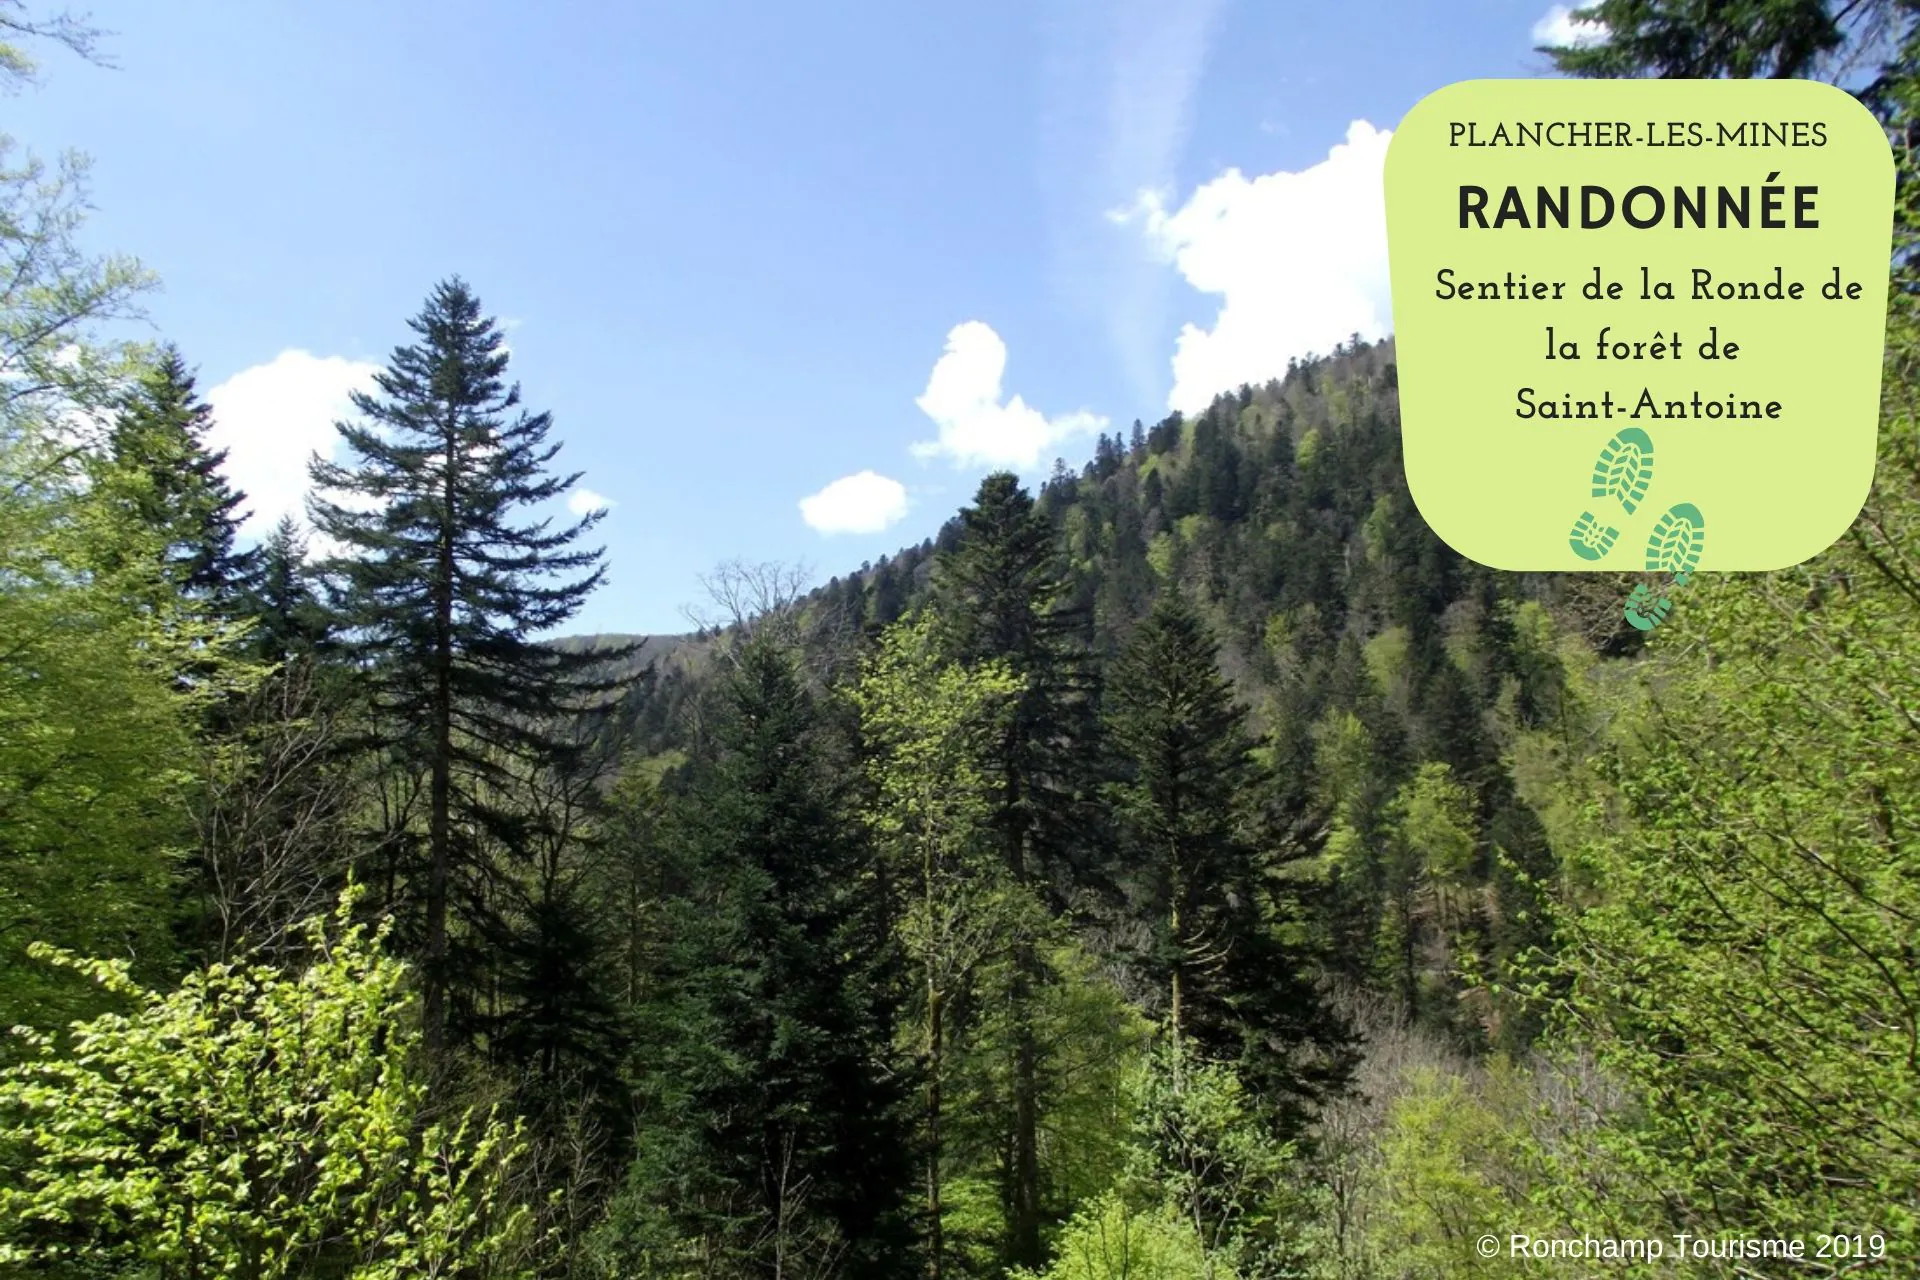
[1541,0,1848,78]
[613,637,918,1278]
[1103,597,1353,1125]
[241,516,333,661]
[933,472,1104,905]
[308,277,634,1050]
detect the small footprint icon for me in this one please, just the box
[1569,427,1654,561]
[1644,502,1706,577]
[1624,505,1706,632]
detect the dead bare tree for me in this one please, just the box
[683,558,814,647]
[192,661,356,962]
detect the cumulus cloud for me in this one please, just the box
[205,350,381,537]
[911,321,1106,470]
[799,470,909,536]
[567,487,613,516]
[1116,120,1394,414]
[1532,4,1608,48]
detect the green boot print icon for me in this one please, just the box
[1569,427,1654,561]
[1624,503,1706,632]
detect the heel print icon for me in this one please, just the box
[1569,427,1654,561]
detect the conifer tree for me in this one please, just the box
[97,344,253,608]
[627,635,917,1277]
[241,516,332,661]
[1104,596,1352,1126]
[854,612,1024,1280]
[307,277,628,1050]
[930,471,1101,1267]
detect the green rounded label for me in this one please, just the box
[1385,78,1893,572]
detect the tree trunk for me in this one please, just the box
[1009,958,1041,1268]
[423,420,458,1054]
[926,984,944,1280]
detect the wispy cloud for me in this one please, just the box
[911,321,1106,471]
[799,470,910,535]
[1037,0,1229,411]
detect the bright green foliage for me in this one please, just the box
[1369,1068,1535,1280]
[1009,1194,1219,1280]
[857,613,1021,880]
[0,121,234,1029]
[854,612,1022,1276]
[0,467,212,1027]
[0,889,538,1278]
[1479,291,1920,1256]
[93,345,254,609]
[1119,1048,1308,1279]
[1528,344,1920,1248]
[1379,762,1480,1014]
[1390,764,1475,887]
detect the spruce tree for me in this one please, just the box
[307,277,628,1051]
[242,516,332,661]
[633,635,917,1277]
[1104,596,1352,1126]
[930,471,1100,1267]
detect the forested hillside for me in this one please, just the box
[4,2,1919,1278]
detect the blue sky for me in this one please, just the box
[7,0,1594,635]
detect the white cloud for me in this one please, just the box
[1532,5,1608,48]
[1117,120,1394,415]
[911,321,1106,471]
[205,350,381,538]
[567,487,613,516]
[799,470,909,536]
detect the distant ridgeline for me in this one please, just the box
[608,334,1634,1043]
[623,335,1638,753]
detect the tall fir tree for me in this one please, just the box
[1103,596,1353,1128]
[307,277,630,1051]
[930,471,1101,1267]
